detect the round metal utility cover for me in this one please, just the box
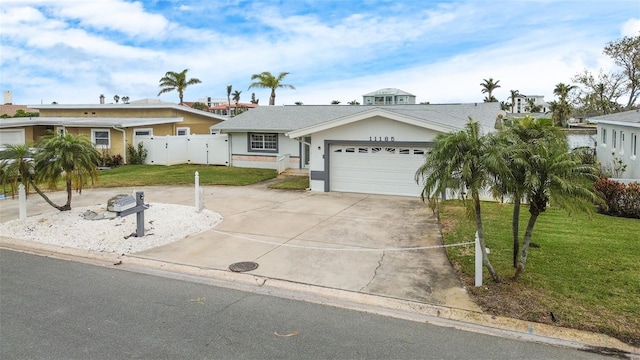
[229,261,259,272]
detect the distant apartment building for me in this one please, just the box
[363,88,416,105]
[512,94,548,113]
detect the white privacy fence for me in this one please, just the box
[136,134,229,166]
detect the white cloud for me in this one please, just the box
[621,18,640,36]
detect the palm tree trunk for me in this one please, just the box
[512,198,521,268]
[473,193,500,283]
[64,178,73,210]
[514,212,539,279]
[29,179,66,211]
[270,89,276,106]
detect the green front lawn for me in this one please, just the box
[95,164,277,187]
[440,200,640,346]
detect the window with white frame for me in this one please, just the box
[177,127,190,136]
[612,129,617,149]
[620,131,625,153]
[632,133,637,157]
[91,129,110,149]
[601,128,607,145]
[249,133,277,152]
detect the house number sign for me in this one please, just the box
[369,136,395,141]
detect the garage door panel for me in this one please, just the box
[330,145,427,197]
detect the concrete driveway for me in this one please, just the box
[0,182,479,312]
[135,184,478,311]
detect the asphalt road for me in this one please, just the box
[0,249,610,360]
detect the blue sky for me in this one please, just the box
[1,0,638,106]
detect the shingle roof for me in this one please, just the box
[590,109,640,127]
[213,103,502,134]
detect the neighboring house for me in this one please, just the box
[0,100,226,163]
[362,88,416,105]
[512,94,548,114]
[214,103,503,197]
[592,109,640,179]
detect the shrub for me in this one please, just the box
[594,178,640,219]
[127,143,148,165]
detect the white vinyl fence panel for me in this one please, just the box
[136,134,229,166]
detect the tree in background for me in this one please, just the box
[509,90,520,113]
[551,82,576,127]
[113,95,120,104]
[331,100,341,104]
[572,69,625,115]
[121,96,130,104]
[415,119,502,283]
[248,71,295,105]
[226,85,232,116]
[157,69,202,104]
[232,90,242,116]
[250,92,259,105]
[604,34,640,109]
[525,98,542,113]
[480,78,501,102]
[348,100,360,105]
[192,102,208,111]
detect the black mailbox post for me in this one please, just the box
[116,191,149,237]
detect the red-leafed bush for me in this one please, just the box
[594,179,640,219]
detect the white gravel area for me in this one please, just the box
[1,203,222,255]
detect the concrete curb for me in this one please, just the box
[1,237,638,358]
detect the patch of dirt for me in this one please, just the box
[453,269,640,348]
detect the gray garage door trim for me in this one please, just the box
[323,140,432,196]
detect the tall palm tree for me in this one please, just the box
[480,78,501,103]
[248,71,295,105]
[552,82,576,127]
[513,140,599,278]
[415,119,501,283]
[32,132,101,211]
[157,69,202,105]
[509,89,520,113]
[232,90,242,116]
[226,85,232,117]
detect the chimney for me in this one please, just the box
[4,90,12,105]
[100,94,105,104]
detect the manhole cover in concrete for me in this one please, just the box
[229,261,259,272]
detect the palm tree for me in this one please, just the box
[226,85,232,117]
[509,90,520,113]
[232,90,242,116]
[480,78,501,103]
[525,98,542,113]
[415,119,501,283]
[32,132,101,211]
[331,100,341,105]
[552,83,576,127]
[113,95,120,104]
[248,71,295,105]
[513,139,599,278]
[157,69,202,105]
[0,144,36,197]
[491,116,565,267]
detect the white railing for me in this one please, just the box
[276,154,290,174]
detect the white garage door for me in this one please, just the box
[330,144,428,197]
[0,129,26,146]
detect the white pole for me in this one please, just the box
[475,231,483,287]
[18,184,27,220]
[194,171,200,211]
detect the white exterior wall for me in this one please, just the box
[308,117,440,192]
[597,123,640,179]
[228,132,301,170]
